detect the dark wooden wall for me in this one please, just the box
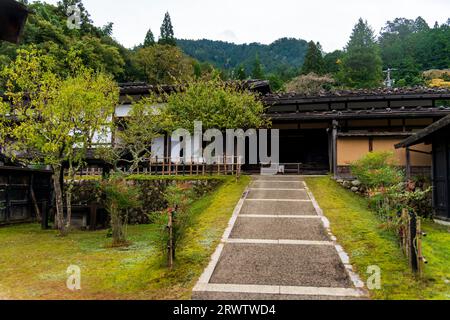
[432,129,450,221]
[0,167,52,225]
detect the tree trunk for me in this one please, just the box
[66,187,72,229]
[53,165,66,235]
[65,163,74,229]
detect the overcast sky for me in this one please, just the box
[40,0,449,52]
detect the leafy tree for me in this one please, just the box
[159,12,176,46]
[0,48,119,234]
[0,1,132,83]
[99,97,171,173]
[99,174,141,246]
[251,54,264,79]
[301,41,325,75]
[56,0,93,33]
[267,74,285,92]
[101,22,114,37]
[163,78,269,131]
[71,36,125,78]
[135,44,194,85]
[323,50,344,75]
[235,64,247,80]
[339,18,383,88]
[413,17,430,32]
[143,28,155,47]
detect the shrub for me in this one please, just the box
[368,183,433,221]
[350,151,404,189]
[150,184,196,265]
[285,73,335,95]
[98,174,141,246]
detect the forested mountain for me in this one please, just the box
[1,0,449,90]
[177,38,308,78]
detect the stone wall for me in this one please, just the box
[68,178,223,227]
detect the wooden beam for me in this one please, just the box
[408,148,432,156]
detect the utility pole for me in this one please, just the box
[383,68,398,88]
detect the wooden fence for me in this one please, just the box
[76,156,243,178]
[399,209,427,276]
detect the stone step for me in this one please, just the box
[230,217,329,241]
[252,176,304,182]
[250,181,305,189]
[240,200,317,216]
[246,189,309,200]
[209,243,352,288]
[192,288,367,300]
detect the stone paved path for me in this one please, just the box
[193,175,368,300]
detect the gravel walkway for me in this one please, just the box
[193,175,368,300]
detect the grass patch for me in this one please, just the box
[0,176,250,300]
[305,176,450,300]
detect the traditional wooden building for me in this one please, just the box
[114,84,450,176]
[396,115,450,222]
[263,88,450,176]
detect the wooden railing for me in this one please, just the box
[74,156,243,178]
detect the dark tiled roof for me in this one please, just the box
[264,87,450,105]
[395,114,450,148]
[268,107,450,121]
[119,80,271,96]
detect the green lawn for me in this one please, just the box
[305,176,450,300]
[0,176,250,300]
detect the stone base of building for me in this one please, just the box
[336,165,431,179]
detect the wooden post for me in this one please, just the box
[224,155,227,175]
[231,156,235,176]
[401,208,409,257]
[90,203,97,231]
[332,120,338,178]
[30,174,41,222]
[406,147,411,181]
[416,218,424,277]
[167,209,174,269]
[217,156,220,175]
[409,212,418,272]
[41,201,49,230]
